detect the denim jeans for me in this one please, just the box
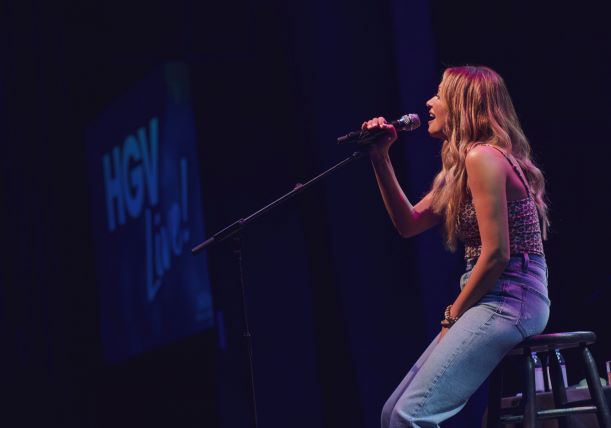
[381,253,550,428]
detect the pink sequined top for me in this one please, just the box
[456,145,545,260]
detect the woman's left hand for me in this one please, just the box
[439,325,449,342]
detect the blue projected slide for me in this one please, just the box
[86,64,213,364]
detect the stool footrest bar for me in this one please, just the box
[500,406,599,423]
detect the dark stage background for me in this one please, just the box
[1,1,610,427]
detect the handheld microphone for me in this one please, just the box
[337,114,421,145]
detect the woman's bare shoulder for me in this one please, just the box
[465,144,508,169]
[465,144,510,192]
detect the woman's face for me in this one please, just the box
[426,86,449,140]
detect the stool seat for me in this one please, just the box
[508,331,597,355]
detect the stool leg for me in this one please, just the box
[549,349,574,428]
[487,364,504,428]
[522,352,539,428]
[582,346,611,428]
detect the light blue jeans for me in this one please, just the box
[381,253,550,428]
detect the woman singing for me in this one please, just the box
[365,66,550,427]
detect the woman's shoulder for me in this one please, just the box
[465,143,510,169]
[464,143,511,198]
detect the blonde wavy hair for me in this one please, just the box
[429,66,549,251]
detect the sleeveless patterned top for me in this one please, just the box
[456,145,544,260]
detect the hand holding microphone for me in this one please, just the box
[336,113,421,148]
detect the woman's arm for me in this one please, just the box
[370,153,442,237]
[364,116,442,238]
[449,146,511,319]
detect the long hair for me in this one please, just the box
[429,66,549,251]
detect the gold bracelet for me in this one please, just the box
[444,305,460,327]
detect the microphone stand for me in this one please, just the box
[191,150,365,428]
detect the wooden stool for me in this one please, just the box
[486,331,611,428]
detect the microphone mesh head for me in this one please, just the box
[398,114,421,131]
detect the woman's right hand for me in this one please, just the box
[361,116,398,159]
